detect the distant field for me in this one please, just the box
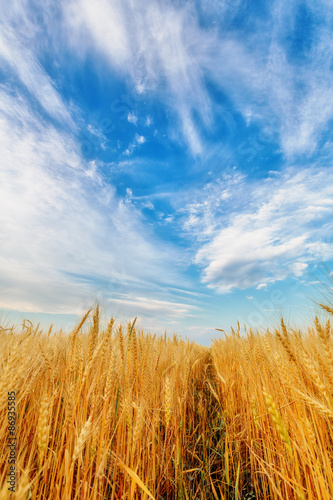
[1,305,333,499]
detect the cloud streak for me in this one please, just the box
[63,0,214,155]
[62,0,333,159]
[109,294,198,318]
[0,83,185,313]
[0,11,74,126]
[184,167,333,291]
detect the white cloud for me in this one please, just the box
[201,1,333,157]
[109,295,197,318]
[142,201,154,210]
[124,134,146,155]
[63,0,213,155]
[182,170,246,240]
[4,0,333,160]
[72,0,329,159]
[256,284,267,290]
[127,112,138,125]
[65,0,130,68]
[184,166,333,292]
[291,262,308,277]
[87,124,107,150]
[0,85,185,314]
[136,134,146,144]
[2,0,333,335]
[0,16,74,126]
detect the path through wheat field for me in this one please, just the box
[1,305,333,499]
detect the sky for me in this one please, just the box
[1,0,333,344]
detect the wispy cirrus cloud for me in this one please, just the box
[61,0,333,159]
[1,0,333,338]
[0,1,196,325]
[109,294,198,318]
[183,166,333,292]
[201,0,333,158]
[0,83,186,313]
[4,0,333,162]
[4,0,332,162]
[63,0,213,155]
[0,14,74,126]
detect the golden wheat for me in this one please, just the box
[1,306,333,498]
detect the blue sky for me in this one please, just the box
[1,0,333,344]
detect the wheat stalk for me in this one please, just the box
[72,416,92,463]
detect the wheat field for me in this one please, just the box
[1,305,333,499]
